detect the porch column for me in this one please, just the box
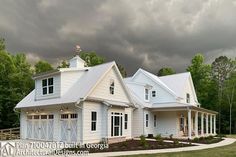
[201,112,204,136]
[195,111,198,137]
[210,114,213,135]
[214,115,216,134]
[206,114,209,135]
[188,109,192,139]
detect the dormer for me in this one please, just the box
[69,55,86,68]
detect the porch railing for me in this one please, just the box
[0,127,20,140]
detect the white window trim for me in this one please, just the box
[152,91,156,97]
[91,111,97,132]
[109,79,115,95]
[144,88,150,102]
[146,114,149,127]
[42,77,54,96]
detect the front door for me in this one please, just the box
[111,112,123,137]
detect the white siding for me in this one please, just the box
[82,101,108,143]
[180,77,197,106]
[132,107,144,137]
[35,74,61,100]
[89,67,130,103]
[60,71,85,96]
[156,111,178,137]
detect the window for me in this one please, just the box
[42,78,54,95]
[111,112,123,136]
[41,115,47,119]
[34,115,40,119]
[110,79,115,95]
[71,114,78,119]
[180,114,184,131]
[186,93,190,103]
[124,114,128,129]
[91,112,97,131]
[48,115,54,119]
[61,114,69,119]
[27,116,33,120]
[146,114,149,127]
[154,115,157,127]
[152,91,156,97]
[145,88,149,101]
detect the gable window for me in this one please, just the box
[152,91,156,97]
[110,79,115,95]
[42,78,54,95]
[146,114,149,127]
[186,93,190,103]
[124,114,128,129]
[145,88,149,101]
[91,111,97,131]
[154,115,157,127]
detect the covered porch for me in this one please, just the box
[151,104,217,139]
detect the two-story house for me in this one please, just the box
[15,56,134,144]
[124,69,217,139]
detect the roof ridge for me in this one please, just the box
[159,72,190,78]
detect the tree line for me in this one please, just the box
[1,38,236,135]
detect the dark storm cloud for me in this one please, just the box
[1,0,236,75]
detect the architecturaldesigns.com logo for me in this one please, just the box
[0,142,15,157]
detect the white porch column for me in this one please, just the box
[214,115,216,134]
[201,112,204,136]
[210,114,213,135]
[188,109,192,139]
[206,114,209,135]
[195,111,198,137]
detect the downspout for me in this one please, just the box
[75,98,84,144]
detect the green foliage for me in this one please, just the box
[57,60,69,68]
[117,64,127,78]
[0,38,5,51]
[157,67,175,76]
[139,135,148,147]
[173,139,179,145]
[193,137,199,142]
[169,134,173,139]
[79,51,105,67]
[155,134,162,141]
[0,51,34,129]
[34,60,54,74]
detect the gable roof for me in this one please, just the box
[159,72,198,102]
[130,69,179,98]
[15,61,133,108]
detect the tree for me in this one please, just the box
[34,60,54,74]
[187,54,213,107]
[79,51,105,66]
[157,67,175,76]
[0,38,5,51]
[211,56,236,133]
[117,64,127,78]
[57,60,69,68]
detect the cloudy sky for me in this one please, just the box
[1,0,236,75]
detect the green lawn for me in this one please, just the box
[120,135,236,157]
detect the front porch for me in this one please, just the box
[151,105,217,139]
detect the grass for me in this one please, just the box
[120,135,236,157]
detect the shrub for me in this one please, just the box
[122,141,128,147]
[140,135,148,147]
[193,137,199,142]
[173,139,179,145]
[169,134,173,139]
[155,134,162,141]
[199,136,204,141]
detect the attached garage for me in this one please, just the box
[26,114,54,141]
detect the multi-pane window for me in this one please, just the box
[61,114,69,119]
[124,114,128,129]
[154,115,157,127]
[110,80,115,95]
[42,78,54,95]
[145,88,149,101]
[152,91,156,97]
[91,112,97,131]
[146,114,149,127]
[71,114,78,119]
[41,115,47,119]
[186,93,190,103]
[48,115,54,119]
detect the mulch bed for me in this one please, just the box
[65,139,194,153]
[163,137,224,144]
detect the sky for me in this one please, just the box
[1,0,236,75]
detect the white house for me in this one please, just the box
[124,69,217,139]
[15,56,134,144]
